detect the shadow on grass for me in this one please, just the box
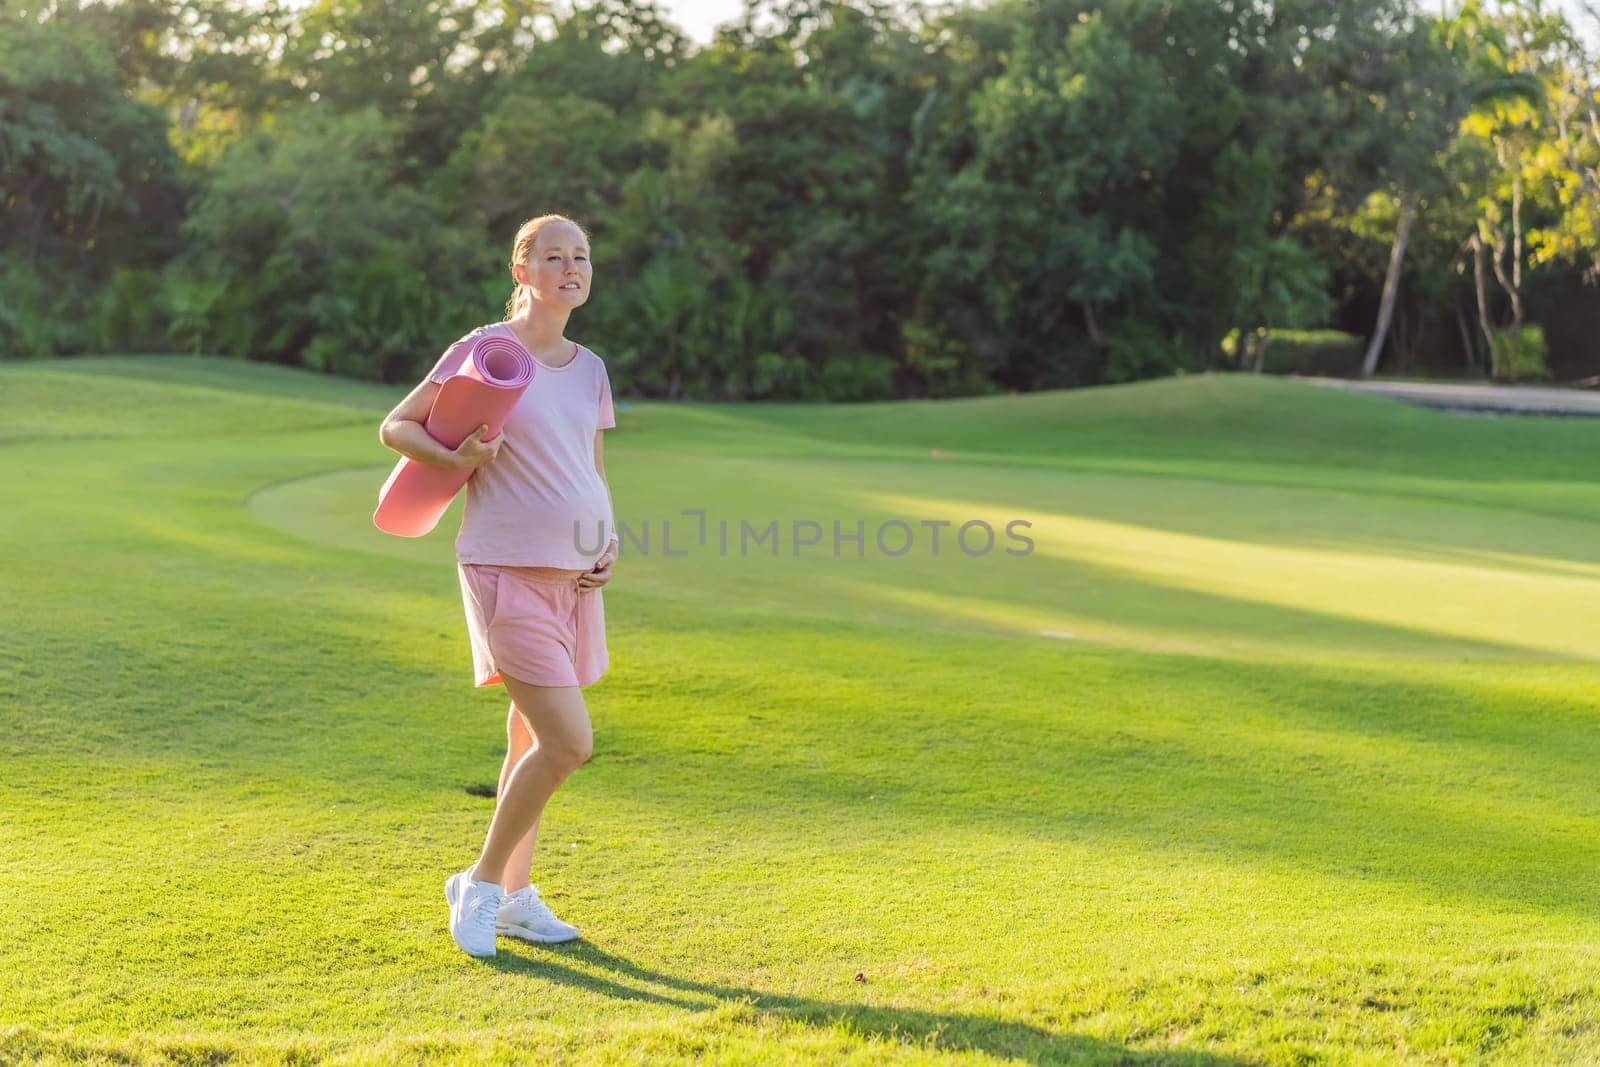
[482,940,1248,1066]
[590,635,1600,922]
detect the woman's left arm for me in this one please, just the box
[582,429,618,589]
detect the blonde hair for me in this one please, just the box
[504,214,590,320]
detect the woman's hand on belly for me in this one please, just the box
[577,539,618,591]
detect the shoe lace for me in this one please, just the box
[515,886,558,923]
[469,888,504,931]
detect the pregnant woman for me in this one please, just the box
[378,213,619,958]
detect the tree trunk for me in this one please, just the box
[1510,170,1524,327]
[1360,194,1417,378]
[1080,301,1101,344]
[1487,139,1525,329]
[1486,223,1522,331]
[1454,305,1476,373]
[1470,232,1497,377]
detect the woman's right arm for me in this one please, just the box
[378,379,501,471]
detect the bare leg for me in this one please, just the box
[468,676,592,887]
[498,700,539,892]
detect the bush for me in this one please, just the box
[0,260,88,359]
[899,318,996,399]
[1100,318,1187,384]
[1489,325,1551,383]
[817,354,894,402]
[1227,329,1365,376]
[750,352,813,400]
[157,260,235,356]
[87,269,168,354]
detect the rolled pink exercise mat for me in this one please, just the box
[373,334,535,538]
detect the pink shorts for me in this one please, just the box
[457,563,609,689]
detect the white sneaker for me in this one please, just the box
[496,884,581,943]
[444,868,505,958]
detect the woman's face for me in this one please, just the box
[514,223,591,310]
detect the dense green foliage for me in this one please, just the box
[3,0,1597,395]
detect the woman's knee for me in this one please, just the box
[568,726,594,766]
[547,723,593,769]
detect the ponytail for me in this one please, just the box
[504,284,531,320]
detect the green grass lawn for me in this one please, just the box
[3,356,1599,1065]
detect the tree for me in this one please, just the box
[0,9,184,268]
[178,104,476,377]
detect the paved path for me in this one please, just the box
[1294,375,1600,417]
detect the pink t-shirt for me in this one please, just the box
[425,322,617,569]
